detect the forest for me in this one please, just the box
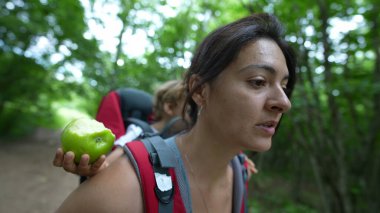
[1,0,379,212]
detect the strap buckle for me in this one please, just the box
[150,152,174,204]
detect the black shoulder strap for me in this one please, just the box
[231,154,249,213]
[142,135,176,168]
[142,136,176,212]
[159,116,189,139]
[159,116,181,137]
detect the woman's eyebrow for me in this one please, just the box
[239,64,289,80]
[239,64,276,74]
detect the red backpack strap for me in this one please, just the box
[124,136,186,213]
[125,140,159,212]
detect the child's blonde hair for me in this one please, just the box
[153,80,186,121]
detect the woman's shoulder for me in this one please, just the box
[56,154,143,212]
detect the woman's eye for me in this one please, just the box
[248,79,266,88]
[282,83,289,93]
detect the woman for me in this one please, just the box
[56,13,296,212]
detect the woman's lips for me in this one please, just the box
[256,121,278,136]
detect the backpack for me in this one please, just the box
[95,87,189,140]
[78,88,154,183]
[123,135,249,213]
[80,88,190,184]
[96,88,154,140]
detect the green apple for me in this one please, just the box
[61,118,115,164]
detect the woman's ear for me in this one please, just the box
[189,74,208,107]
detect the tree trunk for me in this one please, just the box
[316,0,352,212]
[367,2,380,210]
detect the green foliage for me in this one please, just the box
[1,0,380,211]
[249,169,320,213]
[0,0,103,137]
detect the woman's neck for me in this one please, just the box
[176,126,239,183]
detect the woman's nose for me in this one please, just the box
[266,87,292,113]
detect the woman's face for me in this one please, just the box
[202,38,291,152]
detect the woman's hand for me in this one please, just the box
[52,148,109,177]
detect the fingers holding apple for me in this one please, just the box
[53,149,108,176]
[53,148,64,167]
[62,151,77,173]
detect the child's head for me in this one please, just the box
[153,80,186,122]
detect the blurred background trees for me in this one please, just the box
[1,0,379,212]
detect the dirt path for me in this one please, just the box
[0,129,78,213]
